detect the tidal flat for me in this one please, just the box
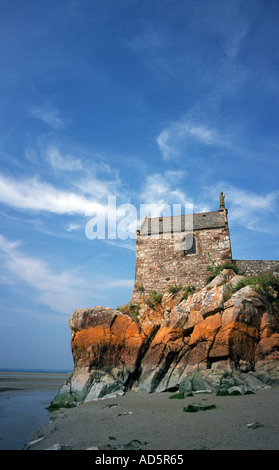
[26,385,279,451]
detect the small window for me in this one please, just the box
[184,234,196,255]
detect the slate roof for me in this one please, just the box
[138,210,227,235]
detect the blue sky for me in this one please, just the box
[1,0,279,370]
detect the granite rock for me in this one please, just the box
[51,275,279,406]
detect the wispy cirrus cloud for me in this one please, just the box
[226,187,279,233]
[157,119,228,160]
[0,170,131,242]
[24,137,122,202]
[0,173,106,216]
[65,223,83,232]
[0,234,89,313]
[29,103,70,129]
[46,146,83,172]
[123,22,170,74]
[0,233,134,313]
[207,182,279,233]
[37,140,122,199]
[139,170,192,216]
[103,278,134,289]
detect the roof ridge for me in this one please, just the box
[145,210,223,220]
[139,210,227,234]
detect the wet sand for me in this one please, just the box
[26,386,279,451]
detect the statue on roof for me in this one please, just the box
[219,192,225,210]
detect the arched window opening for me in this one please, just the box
[184,234,196,255]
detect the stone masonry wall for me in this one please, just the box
[234,259,279,277]
[130,225,232,304]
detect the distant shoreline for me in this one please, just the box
[0,368,73,374]
[0,370,70,393]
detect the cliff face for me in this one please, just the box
[52,270,279,407]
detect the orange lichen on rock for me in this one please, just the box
[52,271,279,406]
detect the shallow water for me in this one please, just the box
[0,389,57,450]
[0,372,69,450]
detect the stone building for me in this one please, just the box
[130,194,279,303]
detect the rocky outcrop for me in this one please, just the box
[51,270,279,408]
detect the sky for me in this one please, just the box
[1,0,279,370]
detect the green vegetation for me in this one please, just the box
[137,284,145,291]
[167,283,195,299]
[232,273,279,304]
[183,402,216,412]
[169,392,185,399]
[99,439,147,450]
[206,253,240,283]
[168,283,182,295]
[122,440,146,450]
[206,253,279,305]
[216,389,255,396]
[216,389,243,396]
[183,285,196,299]
[149,290,163,306]
[216,389,230,396]
[47,401,76,411]
[247,422,263,429]
[118,303,140,320]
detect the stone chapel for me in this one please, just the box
[130,193,279,303]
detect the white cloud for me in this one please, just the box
[29,104,69,129]
[0,234,88,313]
[0,173,106,216]
[0,234,135,314]
[66,223,82,232]
[184,124,217,144]
[157,120,227,160]
[73,177,118,200]
[207,183,279,233]
[42,144,122,200]
[227,187,279,232]
[46,146,83,172]
[156,127,179,161]
[140,170,192,216]
[104,239,136,251]
[104,279,135,289]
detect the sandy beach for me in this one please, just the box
[26,385,279,451]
